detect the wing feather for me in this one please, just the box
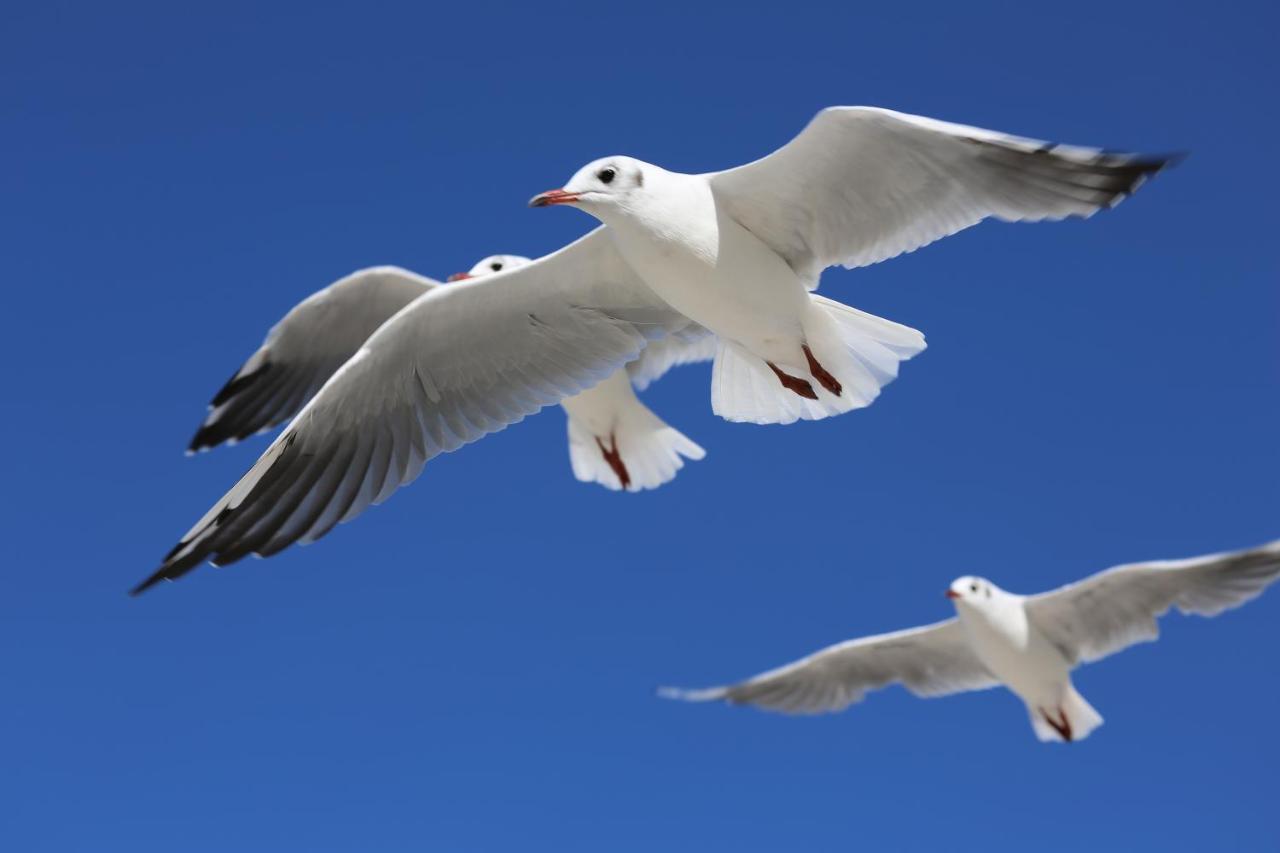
[188,267,438,452]
[136,230,692,594]
[1026,540,1280,664]
[660,619,997,715]
[708,107,1178,285]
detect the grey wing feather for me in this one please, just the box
[660,619,997,715]
[709,106,1178,285]
[189,267,439,452]
[139,229,690,594]
[1026,540,1280,665]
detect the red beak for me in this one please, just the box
[529,189,580,208]
[945,589,960,600]
[447,272,472,282]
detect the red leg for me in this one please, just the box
[803,345,842,396]
[1040,707,1074,742]
[767,362,818,400]
[595,434,631,490]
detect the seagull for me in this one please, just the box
[660,539,1280,742]
[531,106,1176,424]
[134,231,713,594]
[186,255,707,492]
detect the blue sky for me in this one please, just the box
[3,1,1278,850]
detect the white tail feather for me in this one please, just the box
[561,370,705,492]
[711,294,926,425]
[1027,684,1104,743]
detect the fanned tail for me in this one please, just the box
[711,294,925,425]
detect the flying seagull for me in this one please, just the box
[531,106,1176,424]
[186,255,707,492]
[660,539,1279,742]
[135,232,710,593]
[137,106,1175,592]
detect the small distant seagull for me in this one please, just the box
[660,540,1280,742]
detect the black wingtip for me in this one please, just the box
[187,360,275,452]
[187,422,231,454]
[1131,150,1188,175]
[129,570,170,597]
[210,361,270,407]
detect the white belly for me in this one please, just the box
[606,196,811,366]
[962,606,1071,705]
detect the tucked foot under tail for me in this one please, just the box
[711,296,925,425]
[594,434,632,490]
[1027,685,1104,743]
[767,362,818,400]
[802,344,842,396]
[562,371,705,492]
[1040,707,1074,742]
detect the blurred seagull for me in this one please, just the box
[660,539,1279,742]
[187,255,706,492]
[532,107,1176,424]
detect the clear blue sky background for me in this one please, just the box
[2,1,1277,850]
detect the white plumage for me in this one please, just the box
[187,254,708,494]
[661,540,1279,742]
[142,105,1175,593]
[533,106,1174,424]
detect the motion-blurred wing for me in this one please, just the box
[1027,540,1280,665]
[660,619,996,714]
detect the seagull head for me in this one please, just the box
[446,254,532,282]
[946,576,999,608]
[529,156,649,212]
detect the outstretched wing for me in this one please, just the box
[138,229,692,594]
[709,106,1178,285]
[1027,540,1280,665]
[188,267,438,452]
[660,619,996,715]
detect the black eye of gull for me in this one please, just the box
[970,583,978,593]
[596,167,616,185]
[490,262,502,271]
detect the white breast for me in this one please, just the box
[605,174,810,363]
[960,600,1071,704]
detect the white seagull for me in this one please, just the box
[186,255,707,492]
[137,106,1174,593]
[531,107,1175,424]
[135,231,711,594]
[660,539,1280,742]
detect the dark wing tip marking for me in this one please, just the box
[210,360,271,407]
[188,360,277,452]
[134,431,302,595]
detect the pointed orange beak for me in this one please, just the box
[945,589,960,600]
[447,272,472,282]
[529,189,580,208]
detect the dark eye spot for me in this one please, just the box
[490,262,502,271]
[970,583,978,593]
[596,167,616,185]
